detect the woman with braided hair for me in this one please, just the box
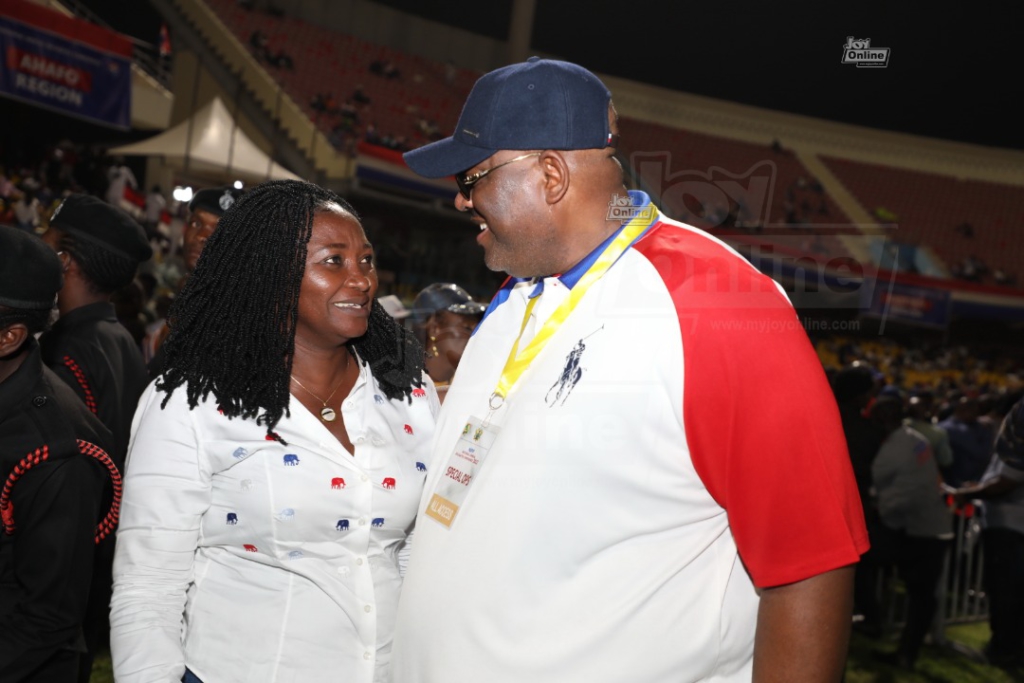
[110,180,438,683]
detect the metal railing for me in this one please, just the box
[876,503,989,649]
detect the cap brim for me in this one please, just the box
[403,136,495,179]
[446,301,487,316]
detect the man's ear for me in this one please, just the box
[0,323,30,358]
[539,150,570,206]
[56,250,72,274]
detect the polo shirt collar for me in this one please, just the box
[523,190,655,298]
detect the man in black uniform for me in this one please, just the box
[37,194,151,682]
[145,185,242,377]
[0,225,115,682]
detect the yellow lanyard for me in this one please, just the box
[489,203,659,410]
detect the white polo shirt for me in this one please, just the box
[391,195,867,683]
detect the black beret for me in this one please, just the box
[189,187,243,217]
[0,225,63,309]
[50,194,153,262]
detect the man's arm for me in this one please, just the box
[753,565,855,683]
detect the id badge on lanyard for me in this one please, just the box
[424,416,499,528]
[424,200,658,530]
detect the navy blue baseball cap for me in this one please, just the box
[403,57,614,179]
[411,283,487,325]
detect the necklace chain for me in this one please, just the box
[290,373,348,422]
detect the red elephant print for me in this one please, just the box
[382,477,396,489]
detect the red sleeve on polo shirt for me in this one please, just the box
[634,222,869,588]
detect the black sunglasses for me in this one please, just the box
[456,134,620,200]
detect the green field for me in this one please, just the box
[89,622,1022,682]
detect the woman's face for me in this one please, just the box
[294,207,378,350]
[428,309,480,370]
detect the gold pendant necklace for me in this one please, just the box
[290,373,348,422]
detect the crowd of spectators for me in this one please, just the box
[824,330,1024,670]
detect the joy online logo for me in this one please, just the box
[842,37,890,68]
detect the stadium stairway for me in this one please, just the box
[148,0,354,185]
[793,151,948,274]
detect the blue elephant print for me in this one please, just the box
[372,517,385,528]
[416,462,427,472]
[336,519,350,531]
[226,512,238,524]
[283,453,300,466]
[232,447,247,459]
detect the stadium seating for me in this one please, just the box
[823,157,1024,287]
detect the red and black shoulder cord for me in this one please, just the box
[62,356,98,415]
[0,440,123,543]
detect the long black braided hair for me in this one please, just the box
[156,179,423,436]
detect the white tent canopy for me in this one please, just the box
[109,97,300,183]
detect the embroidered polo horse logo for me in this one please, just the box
[546,326,602,407]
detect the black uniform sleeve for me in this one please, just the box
[0,457,104,681]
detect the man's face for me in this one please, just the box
[452,103,623,278]
[454,150,558,278]
[183,208,220,272]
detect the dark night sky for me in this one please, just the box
[82,0,1023,150]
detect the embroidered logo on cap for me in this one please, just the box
[219,190,236,211]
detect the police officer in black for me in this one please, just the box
[37,194,151,682]
[0,225,116,683]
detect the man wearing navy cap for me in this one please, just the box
[0,226,114,683]
[38,194,151,682]
[392,58,867,682]
[181,186,242,274]
[144,186,242,375]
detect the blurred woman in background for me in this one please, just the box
[410,283,485,402]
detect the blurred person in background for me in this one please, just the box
[37,194,152,683]
[104,157,136,207]
[12,188,41,233]
[143,186,243,374]
[832,362,887,636]
[955,396,1024,671]
[941,396,996,486]
[905,391,953,470]
[871,396,954,670]
[410,283,486,402]
[110,180,437,683]
[0,226,116,683]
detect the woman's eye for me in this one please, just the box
[324,255,341,264]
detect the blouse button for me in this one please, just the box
[364,604,372,613]
[358,518,367,526]
[356,557,364,565]
[363,652,372,661]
